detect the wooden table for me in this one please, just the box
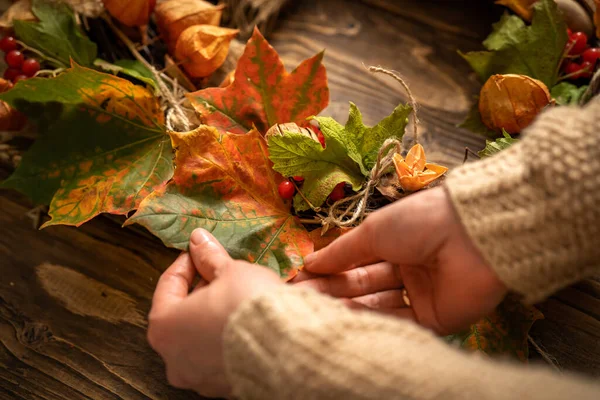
[1,1,599,398]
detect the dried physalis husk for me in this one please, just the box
[0,79,27,131]
[103,0,156,27]
[220,70,235,87]
[175,25,239,78]
[479,74,554,134]
[156,0,225,53]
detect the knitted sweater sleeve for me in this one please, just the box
[224,287,600,400]
[445,99,600,304]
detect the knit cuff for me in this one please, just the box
[445,105,600,304]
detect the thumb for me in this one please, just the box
[189,229,232,281]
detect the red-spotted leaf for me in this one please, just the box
[446,297,544,362]
[0,63,173,227]
[187,28,329,134]
[126,126,314,279]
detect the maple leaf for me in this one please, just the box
[0,63,173,227]
[460,0,568,88]
[308,227,351,251]
[14,0,98,68]
[446,297,543,362]
[187,28,329,135]
[392,144,448,192]
[268,102,411,211]
[478,130,519,158]
[126,127,314,279]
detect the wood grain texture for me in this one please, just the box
[0,0,599,399]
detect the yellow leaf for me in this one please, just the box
[175,25,239,78]
[156,0,225,53]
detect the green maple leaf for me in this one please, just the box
[460,0,568,88]
[268,102,411,211]
[446,297,543,362]
[0,63,173,227]
[14,0,97,67]
[478,130,519,158]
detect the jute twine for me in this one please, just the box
[320,66,420,229]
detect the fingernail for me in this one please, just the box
[304,251,318,267]
[190,228,212,246]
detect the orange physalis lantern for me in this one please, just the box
[392,144,448,192]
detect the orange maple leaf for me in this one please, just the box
[392,144,448,192]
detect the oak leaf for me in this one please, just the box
[392,144,448,192]
[268,103,411,211]
[175,25,239,78]
[103,0,156,27]
[0,63,173,227]
[447,298,543,362]
[187,28,329,135]
[460,0,568,88]
[156,0,224,53]
[0,79,27,132]
[126,127,313,279]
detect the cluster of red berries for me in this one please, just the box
[562,29,600,80]
[0,35,41,83]
[277,124,347,203]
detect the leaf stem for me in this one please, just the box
[290,179,321,212]
[299,218,322,225]
[16,40,67,69]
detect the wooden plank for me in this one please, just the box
[0,191,200,400]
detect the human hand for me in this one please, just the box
[147,229,282,398]
[295,187,507,335]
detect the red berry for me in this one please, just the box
[278,180,295,200]
[329,182,346,202]
[13,74,27,83]
[309,125,326,148]
[567,28,572,36]
[0,36,18,53]
[3,67,20,81]
[564,62,586,79]
[567,32,588,56]
[292,176,304,182]
[581,48,600,66]
[5,50,24,68]
[21,58,40,77]
[580,61,593,78]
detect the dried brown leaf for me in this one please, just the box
[0,0,35,29]
[496,0,537,21]
[175,25,239,78]
[156,0,224,53]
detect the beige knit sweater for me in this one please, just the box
[223,99,600,399]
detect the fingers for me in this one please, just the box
[352,289,407,309]
[343,297,416,320]
[152,252,196,315]
[294,262,402,298]
[189,229,233,282]
[304,221,380,275]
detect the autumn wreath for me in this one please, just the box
[0,0,597,363]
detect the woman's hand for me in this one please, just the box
[147,229,282,398]
[295,187,508,335]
